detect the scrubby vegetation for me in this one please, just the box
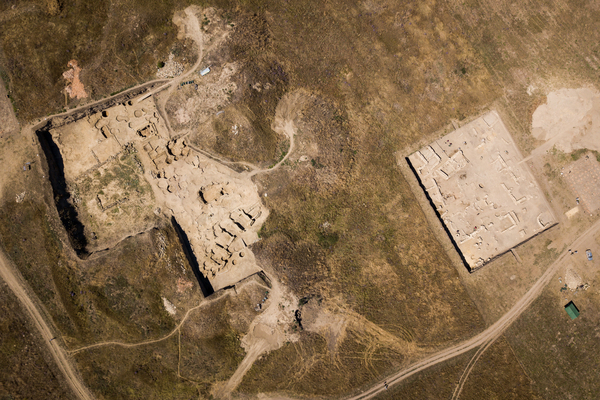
[4,0,600,397]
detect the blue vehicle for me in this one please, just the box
[586,249,593,261]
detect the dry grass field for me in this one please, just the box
[2,0,600,398]
[460,337,542,400]
[0,0,195,120]
[376,351,473,400]
[0,281,75,399]
[506,286,600,400]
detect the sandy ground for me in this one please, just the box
[530,88,600,156]
[140,140,269,290]
[211,277,299,399]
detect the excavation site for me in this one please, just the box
[4,2,600,400]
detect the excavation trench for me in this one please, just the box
[405,156,471,270]
[34,85,165,258]
[37,124,216,296]
[36,125,89,258]
[171,216,214,297]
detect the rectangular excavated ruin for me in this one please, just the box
[407,111,557,271]
[38,93,268,293]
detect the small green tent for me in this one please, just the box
[565,301,580,320]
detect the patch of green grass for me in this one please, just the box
[571,148,589,161]
[0,66,10,90]
[109,84,136,96]
[317,231,338,248]
[570,148,600,163]
[533,239,560,267]
[95,155,151,195]
[310,158,324,169]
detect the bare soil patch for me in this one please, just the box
[563,153,600,214]
[62,60,87,100]
[0,0,197,121]
[532,88,600,153]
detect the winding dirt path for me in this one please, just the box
[0,8,207,400]
[184,109,296,178]
[67,277,267,353]
[138,7,204,107]
[68,290,227,355]
[347,217,600,400]
[247,118,296,178]
[450,333,499,400]
[0,251,94,400]
[186,143,259,171]
[0,69,94,399]
[214,279,288,398]
[212,268,324,400]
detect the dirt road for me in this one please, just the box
[0,69,94,399]
[68,287,230,354]
[247,119,296,178]
[0,251,93,400]
[138,6,204,106]
[348,217,600,400]
[0,7,207,400]
[18,6,203,139]
[213,276,297,399]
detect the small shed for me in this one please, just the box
[565,301,580,320]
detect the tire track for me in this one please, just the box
[0,251,93,400]
[450,333,499,400]
[347,218,600,400]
